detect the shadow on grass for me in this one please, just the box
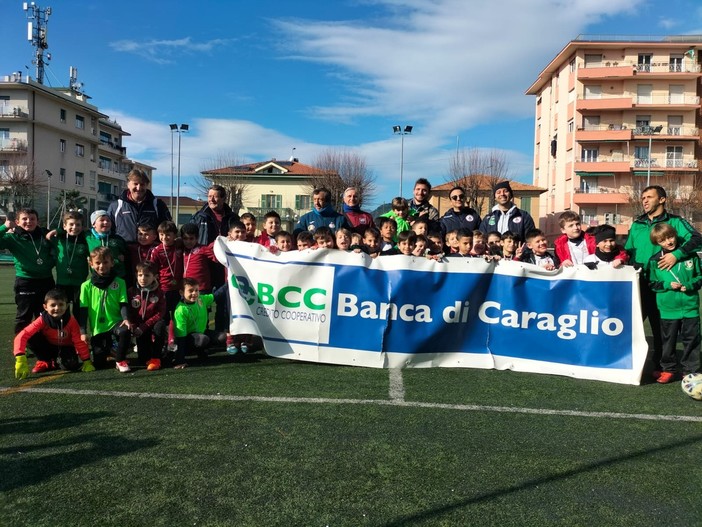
[381,432,702,527]
[0,412,159,492]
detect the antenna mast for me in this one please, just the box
[23,2,52,85]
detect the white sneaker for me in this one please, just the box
[115,361,131,373]
[240,343,249,354]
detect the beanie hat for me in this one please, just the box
[595,225,616,244]
[90,210,109,226]
[493,180,513,195]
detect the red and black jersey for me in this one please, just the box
[14,312,90,360]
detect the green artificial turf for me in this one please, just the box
[1,265,701,526]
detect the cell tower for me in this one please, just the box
[23,2,52,85]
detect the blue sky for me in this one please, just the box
[2,0,702,208]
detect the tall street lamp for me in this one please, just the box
[644,125,663,187]
[45,169,52,227]
[393,125,413,196]
[170,124,189,223]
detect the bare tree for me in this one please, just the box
[310,149,376,210]
[447,148,511,213]
[199,151,249,214]
[0,156,36,216]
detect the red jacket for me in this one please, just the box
[127,283,167,333]
[14,312,90,360]
[149,243,184,292]
[554,233,628,266]
[128,241,159,276]
[254,233,276,248]
[344,210,374,235]
[183,243,218,291]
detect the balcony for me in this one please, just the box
[574,157,631,173]
[0,138,28,153]
[634,62,702,77]
[578,64,635,80]
[576,96,633,111]
[632,126,699,138]
[573,187,629,205]
[577,125,632,142]
[632,157,698,170]
[0,106,29,119]
[634,95,700,106]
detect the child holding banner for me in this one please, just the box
[520,229,560,270]
[648,223,702,383]
[555,211,627,268]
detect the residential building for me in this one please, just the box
[201,159,342,232]
[431,176,546,220]
[0,72,152,225]
[526,35,702,239]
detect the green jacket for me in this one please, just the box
[380,211,411,241]
[49,232,90,286]
[0,224,55,279]
[85,231,128,278]
[648,249,702,319]
[624,211,702,275]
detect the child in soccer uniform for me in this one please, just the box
[555,211,628,268]
[240,212,257,242]
[223,221,255,354]
[380,197,411,238]
[445,229,474,258]
[78,247,132,372]
[150,221,184,346]
[381,231,417,256]
[335,228,352,251]
[13,289,94,378]
[296,231,314,250]
[127,261,167,371]
[85,210,128,279]
[520,229,560,270]
[0,208,56,334]
[648,222,702,383]
[362,226,381,257]
[274,231,293,252]
[254,211,281,248]
[500,232,522,261]
[181,223,217,293]
[47,211,90,312]
[584,225,625,269]
[313,226,335,249]
[127,224,159,280]
[173,278,225,368]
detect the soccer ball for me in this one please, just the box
[680,373,702,401]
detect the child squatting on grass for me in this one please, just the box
[14,289,95,378]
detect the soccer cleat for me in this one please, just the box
[226,344,239,355]
[31,360,51,374]
[146,359,161,371]
[656,371,676,384]
[115,361,131,373]
[240,343,249,354]
[651,370,662,380]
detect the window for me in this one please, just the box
[569,59,576,72]
[669,55,683,72]
[60,108,66,123]
[637,84,652,104]
[75,171,84,186]
[668,115,683,135]
[634,146,651,167]
[581,148,598,162]
[99,131,111,144]
[98,181,111,194]
[583,115,600,130]
[295,195,311,210]
[89,170,96,190]
[667,146,683,167]
[260,194,282,209]
[584,54,602,67]
[75,115,85,129]
[669,84,684,104]
[584,85,601,99]
[75,143,84,157]
[0,159,8,176]
[567,120,574,133]
[99,156,112,170]
[59,168,66,182]
[60,139,66,153]
[520,196,531,212]
[637,54,652,72]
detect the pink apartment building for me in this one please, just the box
[527,35,702,239]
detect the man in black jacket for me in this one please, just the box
[439,186,481,236]
[189,185,240,247]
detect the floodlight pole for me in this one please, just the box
[393,125,413,196]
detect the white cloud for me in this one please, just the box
[273,0,644,135]
[109,37,232,64]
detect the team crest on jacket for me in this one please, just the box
[685,260,694,269]
[110,281,120,290]
[328,222,335,229]
[308,225,315,231]
[359,217,367,224]
[513,217,522,224]
[465,215,474,222]
[150,295,159,303]
[131,298,141,308]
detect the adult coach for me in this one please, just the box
[624,185,702,378]
[293,187,349,236]
[439,186,481,235]
[107,169,171,243]
[189,185,240,246]
[479,180,535,240]
[341,187,374,235]
[408,178,440,231]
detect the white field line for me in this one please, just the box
[388,368,405,401]
[4,385,702,423]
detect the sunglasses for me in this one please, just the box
[450,194,465,200]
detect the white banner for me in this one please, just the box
[215,238,648,385]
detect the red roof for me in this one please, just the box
[202,159,330,176]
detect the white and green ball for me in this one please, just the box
[681,373,702,401]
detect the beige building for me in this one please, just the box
[527,36,702,238]
[0,72,153,225]
[202,159,341,232]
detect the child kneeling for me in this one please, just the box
[173,277,226,368]
[13,289,94,378]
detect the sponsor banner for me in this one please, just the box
[215,238,648,385]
